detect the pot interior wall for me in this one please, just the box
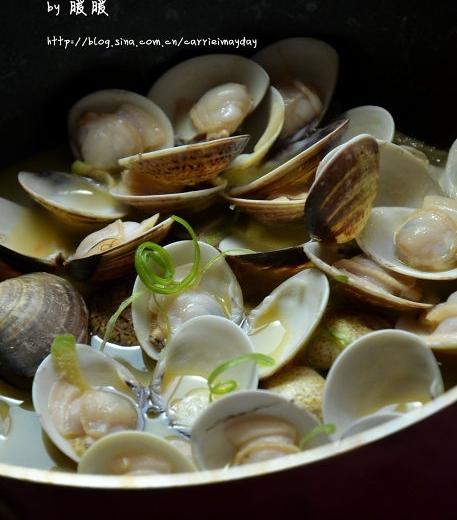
[1,0,456,170]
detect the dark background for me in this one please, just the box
[1,0,457,169]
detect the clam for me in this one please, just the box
[226,119,348,202]
[0,273,88,385]
[303,243,432,310]
[216,214,311,301]
[397,290,457,353]
[0,192,172,281]
[375,142,442,208]
[132,240,244,360]
[225,87,285,172]
[191,390,331,470]
[253,38,339,140]
[155,315,258,429]
[68,89,174,171]
[304,134,379,243]
[244,269,329,378]
[339,106,395,144]
[124,54,269,194]
[111,177,227,215]
[18,171,128,229]
[32,342,144,462]
[223,194,308,225]
[435,137,457,198]
[322,329,444,438]
[0,197,73,274]
[148,54,269,143]
[118,134,249,195]
[78,431,196,475]
[224,245,312,302]
[64,215,173,281]
[356,198,457,280]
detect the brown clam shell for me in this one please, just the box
[225,246,312,302]
[223,195,306,225]
[304,134,379,244]
[64,217,173,282]
[229,119,348,199]
[119,135,249,194]
[0,273,88,384]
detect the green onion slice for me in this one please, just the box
[135,215,201,295]
[207,353,275,402]
[51,335,88,392]
[298,423,336,450]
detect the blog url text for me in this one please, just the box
[46,36,258,50]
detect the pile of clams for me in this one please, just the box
[0,37,456,478]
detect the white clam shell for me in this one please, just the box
[148,54,269,142]
[357,207,457,280]
[375,142,442,207]
[65,215,173,282]
[396,304,457,354]
[339,105,395,144]
[191,390,330,470]
[253,38,338,131]
[322,329,444,437]
[78,431,196,475]
[111,178,227,215]
[32,344,142,462]
[157,315,258,429]
[303,241,432,310]
[68,89,174,161]
[0,197,70,268]
[225,87,285,172]
[339,412,403,440]
[132,240,244,360]
[246,268,329,378]
[18,171,128,229]
[437,138,457,198]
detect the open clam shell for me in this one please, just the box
[223,195,307,225]
[228,119,348,200]
[356,207,457,280]
[191,390,330,470]
[225,87,285,173]
[111,178,227,215]
[397,291,457,354]
[68,89,174,168]
[132,240,244,360]
[224,246,312,302]
[32,344,143,462]
[303,241,432,310]
[339,106,395,144]
[253,38,338,139]
[322,329,444,438]
[245,269,329,378]
[304,134,379,243]
[0,273,88,384]
[118,134,249,194]
[78,431,196,475]
[375,142,442,207]
[18,171,128,229]
[148,54,269,143]
[436,137,457,198]
[0,197,73,274]
[156,315,258,429]
[65,215,173,281]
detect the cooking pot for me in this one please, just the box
[1,0,457,518]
